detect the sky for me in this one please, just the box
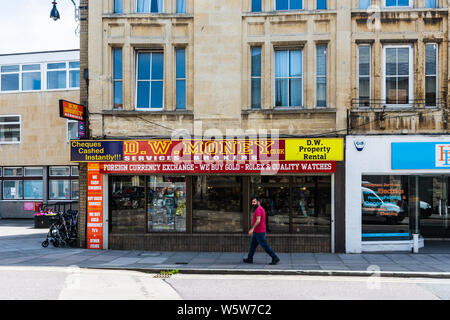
[0,0,79,54]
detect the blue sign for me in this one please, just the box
[70,140,124,162]
[392,142,450,169]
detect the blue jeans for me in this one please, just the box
[246,232,279,261]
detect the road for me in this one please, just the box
[1,266,450,300]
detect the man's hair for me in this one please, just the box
[251,196,260,202]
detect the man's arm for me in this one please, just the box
[249,216,261,235]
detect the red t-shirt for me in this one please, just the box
[252,205,266,233]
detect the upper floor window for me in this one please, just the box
[358,45,371,107]
[316,44,327,107]
[67,119,80,141]
[137,0,163,13]
[425,43,438,107]
[383,45,413,106]
[176,0,186,13]
[251,47,262,109]
[425,0,437,8]
[359,0,370,9]
[317,0,327,10]
[252,0,262,12]
[0,116,20,144]
[275,49,303,108]
[175,48,186,110]
[113,48,123,109]
[0,60,79,92]
[114,0,123,13]
[385,0,411,7]
[136,51,164,110]
[276,0,302,11]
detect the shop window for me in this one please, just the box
[316,44,327,107]
[136,51,164,109]
[24,180,43,199]
[24,167,43,177]
[137,0,163,13]
[0,65,19,91]
[275,49,303,107]
[71,166,79,176]
[193,176,243,232]
[147,176,186,232]
[49,166,70,176]
[22,64,41,91]
[113,48,123,109]
[71,180,79,199]
[3,167,23,177]
[175,48,186,110]
[47,62,67,89]
[251,176,290,233]
[176,0,186,13]
[383,45,413,106]
[110,176,146,233]
[251,47,262,109]
[0,116,20,144]
[361,176,411,241]
[3,180,23,200]
[49,180,71,199]
[425,43,437,107]
[275,0,302,10]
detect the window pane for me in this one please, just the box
[251,47,261,77]
[137,0,149,12]
[177,0,186,13]
[386,48,397,75]
[276,0,289,10]
[251,176,289,233]
[316,45,327,76]
[289,50,302,77]
[24,167,43,176]
[22,64,40,71]
[114,81,123,109]
[317,0,327,9]
[0,116,19,123]
[176,48,186,79]
[426,0,437,7]
[252,0,262,11]
[147,176,186,232]
[359,78,370,101]
[397,48,409,76]
[275,78,289,107]
[398,0,409,5]
[386,0,396,5]
[275,50,288,77]
[114,0,123,13]
[358,46,370,76]
[151,81,164,108]
[1,65,19,72]
[69,61,80,69]
[49,180,71,199]
[251,78,261,109]
[3,168,23,177]
[291,0,302,9]
[1,74,19,91]
[425,76,436,106]
[47,62,66,70]
[110,176,146,233]
[138,53,150,80]
[47,71,66,89]
[113,48,123,79]
[3,180,22,199]
[137,81,150,108]
[316,77,327,107]
[359,0,370,9]
[290,78,302,107]
[425,44,437,75]
[176,79,186,109]
[193,176,243,232]
[151,0,163,12]
[71,180,79,199]
[151,52,164,80]
[397,76,409,104]
[386,77,397,104]
[0,124,20,142]
[49,166,70,176]
[69,70,80,88]
[71,166,79,176]
[22,72,41,90]
[68,120,79,140]
[24,180,43,199]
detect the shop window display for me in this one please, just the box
[193,176,243,232]
[110,176,146,233]
[147,176,186,232]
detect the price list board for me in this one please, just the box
[87,163,103,249]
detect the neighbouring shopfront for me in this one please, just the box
[72,138,345,252]
[346,135,450,253]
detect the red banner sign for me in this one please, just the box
[87,163,103,249]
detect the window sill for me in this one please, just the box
[102,109,193,116]
[103,13,194,19]
[242,108,336,115]
[352,7,448,14]
[243,9,337,17]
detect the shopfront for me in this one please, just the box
[346,135,450,253]
[73,138,344,252]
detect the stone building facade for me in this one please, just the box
[76,0,449,253]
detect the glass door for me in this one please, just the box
[419,176,450,238]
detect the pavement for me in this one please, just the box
[2,219,450,278]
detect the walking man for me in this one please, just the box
[243,197,280,265]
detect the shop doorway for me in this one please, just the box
[419,176,450,239]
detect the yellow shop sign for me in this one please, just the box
[285,138,344,161]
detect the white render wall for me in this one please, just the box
[345,135,450,253]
